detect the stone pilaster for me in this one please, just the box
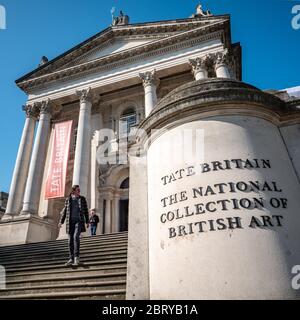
[139,70,160,117]
[112,197,120,233]
[21,100,52,216]
[3,105,38,220]
[189,56,209,80]
[73,88,92,197]
[105,198,112,234]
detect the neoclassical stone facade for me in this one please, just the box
[1,5,300,300]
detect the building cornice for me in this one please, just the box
[16,17,231,93]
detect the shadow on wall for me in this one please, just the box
[0,192,8,217]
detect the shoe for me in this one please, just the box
[65,259,73,266]
[73,257,80,266]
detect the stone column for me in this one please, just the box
[21,100,52,215]
[90,130,99,211]
[73,88,92,197]
[112,197,120,233]
[3,105,38,219]
[98,198,104,234]
[105,198,112,234]
[139,70,160,118]
[214,51,231,79]
[189,57,208,80]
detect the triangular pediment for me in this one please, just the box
[65,37,167,67]
[16,15,231,90]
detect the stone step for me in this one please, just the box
[0,238,128,257]
[0,289,126,300]
[0,245,128,263]
[0,234,128,253]
[2,257,128,273]
[0,231,128,251]
[6,264,127,280]
[0,231,128,300]
[0,232,127,250]
[72,293,126,300]
[0,279,126,296]
[5,257,128,273]
[2,251,128,269]
[7,271,127,288]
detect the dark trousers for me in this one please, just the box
[91,224,97,236]
[69,221,81,259]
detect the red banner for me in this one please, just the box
[45,121,73,199]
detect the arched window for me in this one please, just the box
[119,108,136,138]
[120,177,129,189]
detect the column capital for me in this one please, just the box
[139,70,160,88]
[34,99,52,117]
[188,56,208,72]
[76,87,93,104]
[22,104,39,119]
[189,56,210,80]
[209,49,232,79]
[210,50,231,69]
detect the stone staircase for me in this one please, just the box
[0,232,128,300]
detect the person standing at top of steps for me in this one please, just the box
[89,209,99,236]
[58,185,89,266]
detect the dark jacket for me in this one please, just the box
[60,195,89,234]
[89,214,99,225]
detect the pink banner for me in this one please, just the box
[45,121,73,199]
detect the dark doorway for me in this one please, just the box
[119,199,129,232]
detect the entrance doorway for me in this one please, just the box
[119,199,129,232]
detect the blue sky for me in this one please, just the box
[0,0,299,193]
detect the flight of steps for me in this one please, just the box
[0,232,128,300]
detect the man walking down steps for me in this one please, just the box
[59,185,89,266]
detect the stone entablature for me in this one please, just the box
[17,16,231,87]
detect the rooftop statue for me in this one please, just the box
[39,56,49,66]
[112,10,130,26]
[192,3,212,18]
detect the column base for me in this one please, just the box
[1,213,16,222]
[19,212,32,219]
[20,209,37,217]
[0,215,57,246]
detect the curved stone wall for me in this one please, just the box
[137,79,300,299]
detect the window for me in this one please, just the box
[120,178,129,189]
[68,127,78,160]
[119,108,136,139]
